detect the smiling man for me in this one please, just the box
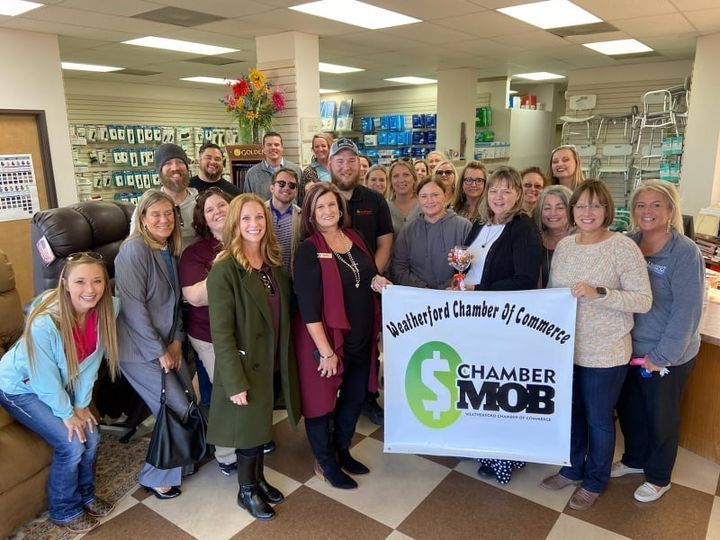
[266,168,302,272]
[243,132,302,201]
[190,142,240,196]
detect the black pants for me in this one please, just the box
[616,357,696,487]
[334,347,371,450]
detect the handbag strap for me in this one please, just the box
[160,370,195,406]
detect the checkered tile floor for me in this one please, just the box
[82,408,720,540]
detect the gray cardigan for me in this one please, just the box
[630,229,705,367]
[115,234,184,363]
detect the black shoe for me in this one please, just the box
[263,440,276,454]
[256,452,284,504]
[361,398,384,426]
[219,461,238,476]
[337,448,370,475]
[142,485,182,500]
[238,485,275,520]
[315,460,358,489]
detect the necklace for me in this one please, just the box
[329,232,361,288]
[478,223,503,249]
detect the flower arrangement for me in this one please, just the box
[221,68,286,144]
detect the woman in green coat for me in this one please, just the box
[207,194,300,521]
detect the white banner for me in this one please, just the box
[383,286,577,466]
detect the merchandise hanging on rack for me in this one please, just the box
[0,154,40,221]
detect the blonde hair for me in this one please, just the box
[24,255,119,386]
[534,184,573,232]
[387,161,418,201]
[132,190,182,256]
[365,164,390,197]
[219,194,282,270]
[629,179,684,234]
[548,145,585,190]
[479,166,525,225]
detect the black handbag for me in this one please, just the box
[146,370,213,469]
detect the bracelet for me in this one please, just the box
[319,352,336,360]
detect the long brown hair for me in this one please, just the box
[219,194,282,270]
[452,160,487,219]
[479,166,525,225]
[24,255,119,386]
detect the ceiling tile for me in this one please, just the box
[371,0,486,20]
[3,17,139,42]
[491,30,572,50]
[683,8,720,33]
[439,38,524,56]
[376,22,477,46]
[58,35,114,52]
[574,0,678,20]
[58,0,164,17]
[147,0,276,17]
[611,13,698,37]
[669,0,720,9]
[434,10,539,37]
[22,6,182,35]
[193,18,284,39]
[239,8,362,36]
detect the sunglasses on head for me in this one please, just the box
[67,251,103,261]
[273,180,298,190]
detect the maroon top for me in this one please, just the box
[72,309,98,363]
[179,236,222,342]
[293,227,382,418]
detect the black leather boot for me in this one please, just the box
[305,416,358,490]
[236,450,275,520]
[256,451,284,503]
[337,448,370,475]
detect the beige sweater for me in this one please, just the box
[548,233,652,368]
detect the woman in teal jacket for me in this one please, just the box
[0,253,119,534]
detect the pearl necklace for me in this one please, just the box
[330,232,361,288]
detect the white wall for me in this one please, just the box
[568,60,692,86]
[680,33,720,215]
[0,28,75,206]
[509,109,555,171]
[437,68,477,159]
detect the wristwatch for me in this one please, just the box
[595,286,608,298]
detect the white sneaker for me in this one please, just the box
[610,460,643,478]
[634,482,671,502]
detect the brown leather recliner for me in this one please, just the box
[0,249,53,538]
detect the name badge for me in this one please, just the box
[317,252,333,259]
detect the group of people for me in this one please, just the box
[0,132,705,531]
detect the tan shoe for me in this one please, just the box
[569,487,600,510]
[540,473,581,491]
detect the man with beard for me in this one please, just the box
[134,143,198,249]
[266,168,302,273]
[328,138,393,426]
[243,132,302,201]
[190,142,241,196]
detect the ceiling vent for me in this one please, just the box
[185,56,242,66]
[112,69,161,76]
[132,7,225,27]
[549,22,617,37]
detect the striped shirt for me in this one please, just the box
[269,199,293,272]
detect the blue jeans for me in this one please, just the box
[560,364,628,493]
[0,390,100,523]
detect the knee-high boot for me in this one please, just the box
[236,450,275,520]
[256,452,283,503]
[304,415,357,490]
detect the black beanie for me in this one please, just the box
[155,143,189,173]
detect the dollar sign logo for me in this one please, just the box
[421,351,451,419]
[405,341,462,428]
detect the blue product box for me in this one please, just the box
[372,117,382,130]
[389,115,399,131]
[365,149,379,159]
[426,131,437,144]
[412,114,425,129]
[380,115,391,130]
[412,131,425,145]
[400,146,412,157]
[391,149,403,159]
[425,114,437,129]
[377,132,389,146]
[361,117,374,133]
[387,132,398,146]
[411,147,424,157]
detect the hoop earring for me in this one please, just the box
[339,211,343,217]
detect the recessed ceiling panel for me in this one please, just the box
[132,7,225,28]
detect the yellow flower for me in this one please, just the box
[248,68,266,86]
[246,111,255,120]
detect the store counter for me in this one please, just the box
[679,289,720,463]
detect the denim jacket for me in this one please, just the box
[0,297,120,419]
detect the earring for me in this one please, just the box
[339,211,343,217]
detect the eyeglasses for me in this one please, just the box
[435,170,454,176]
[67,251,103,261]
[273,180,298,190]
[574,204,606,212]
[463,177,486,185]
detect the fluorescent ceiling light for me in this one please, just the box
[0,0,43,16]
[61,62,123,73]
[320,88,339,94]
[181,76,228,85]
[498,0,601,30]
[290,0,420,30]
[384,76,437,85]
[123,36,237,56]
[583,39,653,55]
[319,62,364,74]
[513,72,565,81]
